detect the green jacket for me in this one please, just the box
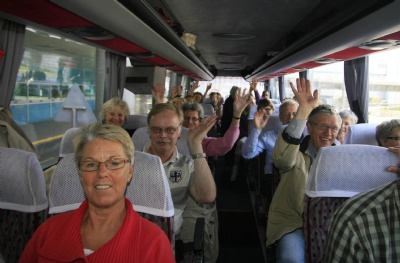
[266,131,312,246]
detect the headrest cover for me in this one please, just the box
[0,147,48,212]
[343,123,378,146]
[306,145,398,198]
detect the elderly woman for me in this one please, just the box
[376,119,400,148]
[336,109,358,143]
[19,124,174,262]
[100,98,129,127]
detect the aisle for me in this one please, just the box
[214,158,266,263]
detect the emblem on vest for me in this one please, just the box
[169,170,182,183]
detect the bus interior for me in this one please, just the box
[1,0,400,262]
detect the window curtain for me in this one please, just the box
[264,79,271,96]
[0,20,25,107]
[278,76,286,102]
[344,57,369,123]
[104,51,127,101]
[299,70,308,80]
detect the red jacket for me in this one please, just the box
[19,199,175,263]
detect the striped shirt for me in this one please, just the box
[324,179,400,262]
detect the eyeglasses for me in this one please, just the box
[386,136,400,141]
[79,159,130,172]
[309,121,340,133]
[149,125,181,134]
[184,116,200,122]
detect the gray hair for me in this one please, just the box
[73,123,135,167]
[100,98,130,123]
[375,119,400,146]
[279,99,299,112]
[181,102,204,120]
[230,86,240,97]
[308,104,340,123]
[147,103,184,125]
[339,109,358,124]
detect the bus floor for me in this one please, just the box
[214,156,267,263]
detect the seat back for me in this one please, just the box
[59,127,81,158]
[132,126,190,156]
[123,114,148,131]
[304,145,398,263]
[262,114,282,133]
[342,123,378,145]
[0,148,48,263]
[48,152,175,244]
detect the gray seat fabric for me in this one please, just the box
[0,147,48,263]
[304,144,398,262]
[59,127,81,158]
[342,123,378,146]
[123,114,148,130]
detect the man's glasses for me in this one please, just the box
[149,125,181,134]
[386,136,400,141]
[309,121,340,133]
[184,116,200,122]
[79,158,130,172]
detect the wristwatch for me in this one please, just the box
[191,153,207,159]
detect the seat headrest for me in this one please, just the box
[123,114,147,130]
[59,127,81,158]
[343,123,378,146]
[0,147,48,212]
[262,114,282,133]
[306,145,398,198]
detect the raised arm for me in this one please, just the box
[290,78,319,120]
[152,83,166,104]
[188,80,200,96]
[203,83,212,101]
[187,115,218,204]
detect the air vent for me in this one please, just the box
[217,53,247,63]
[314,58,336,64]
[58,26,116,41]
[359,40,394,50]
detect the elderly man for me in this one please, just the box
[242,98,299,215]
[267,79,342,263]
[143,103,217,250]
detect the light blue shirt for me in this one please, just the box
[242,128,278,174]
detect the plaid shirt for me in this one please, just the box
[324,179,400,262]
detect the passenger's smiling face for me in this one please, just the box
[307,114,342,151]
[105,107,125,127]
[380,127,400,148]
[79,139,133,209]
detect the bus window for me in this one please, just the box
[11,27,98,169]
[369,48,400,123]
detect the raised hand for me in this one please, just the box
[187,114,218,145]
[290,78,319,119]
[254,110,269,130]
[152,83,165,104]
[250,79,258,91]
[233,89,254,117]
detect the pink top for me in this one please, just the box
[202,125,240,156]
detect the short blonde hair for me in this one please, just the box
[100,98,130,123]
[73,123,135,167]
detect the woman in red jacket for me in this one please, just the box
[19,124,175,263]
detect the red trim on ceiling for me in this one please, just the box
[323,47,379,60]
[0,0,95,28]
[378,31,400,40]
